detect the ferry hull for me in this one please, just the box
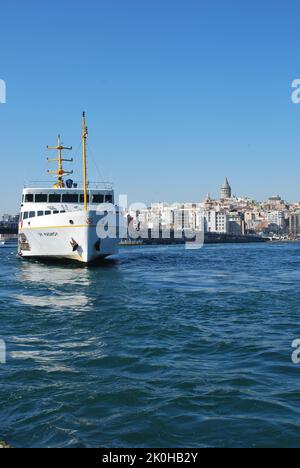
[18,211,119,265]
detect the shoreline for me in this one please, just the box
[120,233,268,246]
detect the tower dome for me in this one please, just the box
[220,177,231,199]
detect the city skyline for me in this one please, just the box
[3,176,297,240]
[2,1,300,214]
[1,175,299,218]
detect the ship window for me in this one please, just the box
[25,194,34,203]
[37,211,44,217]
[49,194,61,203]
[29,211,35,218]
[23,212,28,220]
[35,194,48,203]
[62,194,79,203]
[45,211,51,215]
[53,210,59,214]
[105,194,113,203]
[60,210,66,213]
[80,194,90,203]
[92,194,104,204]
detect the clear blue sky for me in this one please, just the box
[1,0,300,214]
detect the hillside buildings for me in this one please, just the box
[128,178,300,239]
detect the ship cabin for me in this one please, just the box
[20,183,115,221]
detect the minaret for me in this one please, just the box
[220,177,231,199]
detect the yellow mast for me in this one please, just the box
[47,135,73,188]
[82,112,88,211]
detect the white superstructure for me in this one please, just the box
[18,114,119,265]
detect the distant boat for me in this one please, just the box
[0,237,18,248]
[18,113,119,265]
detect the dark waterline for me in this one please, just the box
[1,243,300,448]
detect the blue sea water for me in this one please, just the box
[1,242,300,448]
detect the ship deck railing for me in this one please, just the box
[23,181,113,191]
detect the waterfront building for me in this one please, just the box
[173,204,197,231]
[204,210,228,233]
[265,211,285,228]
[0,214,19,229]
[228,212,244,235]
[289,212,300,236]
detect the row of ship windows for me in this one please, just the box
[22,193,113,204]
[22,210,66,220]
[21,209,110,220]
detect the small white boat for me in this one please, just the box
[0,238,18,248]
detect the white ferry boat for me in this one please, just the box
[18,113,119,265]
